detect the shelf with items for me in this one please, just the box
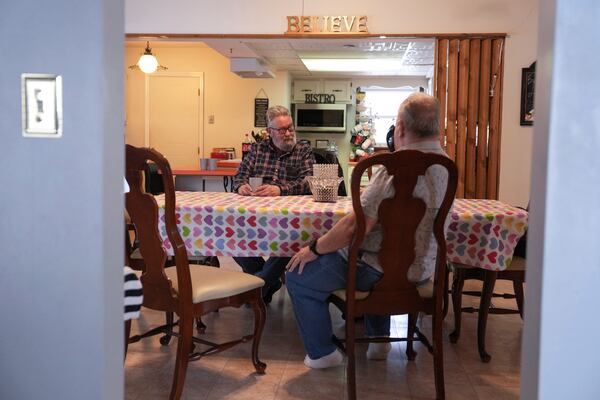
[349,87,375,161]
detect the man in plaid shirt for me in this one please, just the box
[233,105,315,303]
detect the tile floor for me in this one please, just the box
[125,258,523,399]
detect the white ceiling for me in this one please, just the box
[201,37,435,77]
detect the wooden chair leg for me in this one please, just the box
[449,268,465,343]
[160,312,174,345]
[477,270,498,363]
[346,309,357,400]
[195,317,207,334]
[406,312,418,361]
[512,277,525,319]
[442,266,450,319]
[124,320,132,362]
[432,313,446,400]
[169,314,193,400]
[249,293,267,373]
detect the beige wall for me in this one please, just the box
[125,42,291,158]
[125,0,538,205]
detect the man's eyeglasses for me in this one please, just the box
[268,126,295,135]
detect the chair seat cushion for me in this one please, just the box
[332,280,434,301]
[164,266,265,304]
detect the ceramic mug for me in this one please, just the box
[249,177,263,191]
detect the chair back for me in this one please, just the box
[125,145,192,311]
[347,150,457,315]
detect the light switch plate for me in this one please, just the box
[21,73,63,138]
[208,114,215,124]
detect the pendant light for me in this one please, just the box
[128,42,167,74]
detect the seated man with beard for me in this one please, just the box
[233,105,315,304]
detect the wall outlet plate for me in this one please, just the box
[21,73,63,138]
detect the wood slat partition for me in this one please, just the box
[445,40,459,160]
[455,39,470,198]
[487,38,505,199]
[466,40,481,199]
[477,39,492,198]
[434,36,505,199]
[435,39,449,148]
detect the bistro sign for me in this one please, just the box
[286,16,369,34]
[305,93,336,104]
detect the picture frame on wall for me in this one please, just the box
[520,61,535,126]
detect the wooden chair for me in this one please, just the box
[448,257,526,362]
[328,150,458,400]
[125,145,267,400]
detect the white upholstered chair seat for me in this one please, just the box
[332,279,434,301]
[164,266,265,303]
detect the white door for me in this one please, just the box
[146,74,203,168]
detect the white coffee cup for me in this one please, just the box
[249,177,263,191]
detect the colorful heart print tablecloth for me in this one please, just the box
[155,192,352,257]
[446,199,528,271]
[156,193,528,271]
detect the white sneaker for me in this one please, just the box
[304,349,344,369]
[366,342,392,360]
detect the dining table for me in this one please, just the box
[155,192,528,265]
[155,192,528,361]
[156,191,352,257]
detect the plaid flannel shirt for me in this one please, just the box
[233,139,315,195]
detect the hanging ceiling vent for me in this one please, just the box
[230,58,275,79]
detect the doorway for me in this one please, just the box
[146,73,204,168]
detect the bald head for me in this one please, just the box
[398,93,440,139]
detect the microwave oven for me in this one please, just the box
[294,103,347,133]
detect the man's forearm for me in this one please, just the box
[312,213,356,254]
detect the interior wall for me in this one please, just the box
[522,1,600,398]
[0,1,124,399]
[125,42,291,159]
[125,0,538,205]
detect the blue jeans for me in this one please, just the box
[233,256,289,297]
[285,251,390,359]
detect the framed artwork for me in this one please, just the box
[21,74,63,138]
[315,139,329,149]
[520,62,535,126]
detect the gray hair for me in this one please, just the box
[266,105,291,126]
[398,93,440,138]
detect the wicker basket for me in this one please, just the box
[306,176,343,203]
[313,163,339,178]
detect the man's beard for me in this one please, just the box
[273,136,296,152]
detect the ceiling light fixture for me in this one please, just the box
[128,42,167,74]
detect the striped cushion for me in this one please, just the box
[124,266,143,321]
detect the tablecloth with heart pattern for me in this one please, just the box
[446,199,528,271]
[155,192,352,257]
[156,193,527,271]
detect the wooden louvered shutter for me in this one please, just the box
[435,36,505,199]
